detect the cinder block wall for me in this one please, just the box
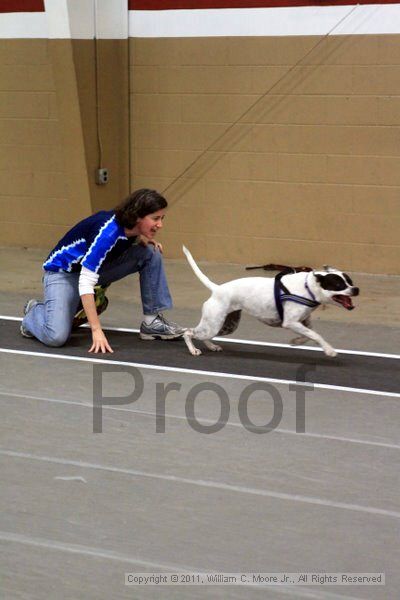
[1,2,399,275]
[130,30,400,274]
[0,1,129,250]
[0,39,75,247]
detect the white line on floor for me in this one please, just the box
[1,315,399,360]
[0,531,360,600]
[103,326,400,360]
[0,347,399,399]
[1,390,399,451]
[2,449,400,520]
[0,530,195,570]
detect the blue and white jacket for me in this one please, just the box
[43,211,136,294]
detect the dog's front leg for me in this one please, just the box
[290,317,312,346]
[283,319,337,357]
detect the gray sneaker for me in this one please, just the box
[21,298,38,338]
[20,323,34,338]
[24,298,38,315]
[140,314,185,340]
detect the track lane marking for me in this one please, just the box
[0,347,399,398]
[1,315,399,360]
[1,390,399,451]
[0,531,361,600]
[2,449,400,520]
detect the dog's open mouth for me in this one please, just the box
[333,295,354,310]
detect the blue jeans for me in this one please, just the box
[22,244,173,347]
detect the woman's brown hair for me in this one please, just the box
[114,189,167,229]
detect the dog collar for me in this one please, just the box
[305,273,318,303]
[274,271,320,322]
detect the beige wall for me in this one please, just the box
[72,39,130,215]
[0,39,77,248]
[130,36,400,274]
[1,32,399,274]
[0,37,129,250]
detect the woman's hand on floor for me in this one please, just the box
[89,328,113,353]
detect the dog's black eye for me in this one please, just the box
[343,273,353,286]
[318,274,347,291]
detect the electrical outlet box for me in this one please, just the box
[95,168,109,185]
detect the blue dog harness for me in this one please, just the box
[274,271,320,322]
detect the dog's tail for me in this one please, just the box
[182,246,218,292]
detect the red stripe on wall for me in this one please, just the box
[130,0,400,9]
[0,0,44,11]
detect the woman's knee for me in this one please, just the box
[143,244,161,260]
[136,245,163,271]
[42,327,70,347]
[148,246,164,266]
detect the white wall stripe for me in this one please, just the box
[2,4,400,39]
[0,0,127,39]
[2,449,400,520]
[44,0,71,39]
[46,0,128,39]
[0,12,47,38]
[0,347,399,398]
[128,5,400,38]
[2,389,399,451]
[95,0,128,40]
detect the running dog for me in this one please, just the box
[182,246,359,358]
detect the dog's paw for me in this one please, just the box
[190,348,202,356]
[211,344,223,352]
[205,342,223,352]
[324,347,337,358]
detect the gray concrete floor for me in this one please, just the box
[0,246,399,600]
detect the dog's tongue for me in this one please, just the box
[344,297,354,310]
[334,295,354,310]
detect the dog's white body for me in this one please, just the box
[182,246,359,358]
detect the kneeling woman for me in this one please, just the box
[21,188,184,353]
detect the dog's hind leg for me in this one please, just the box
[183,297,228,356]
[202,310,241,352]
[203,339,223,352]
[183,329,203,356]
